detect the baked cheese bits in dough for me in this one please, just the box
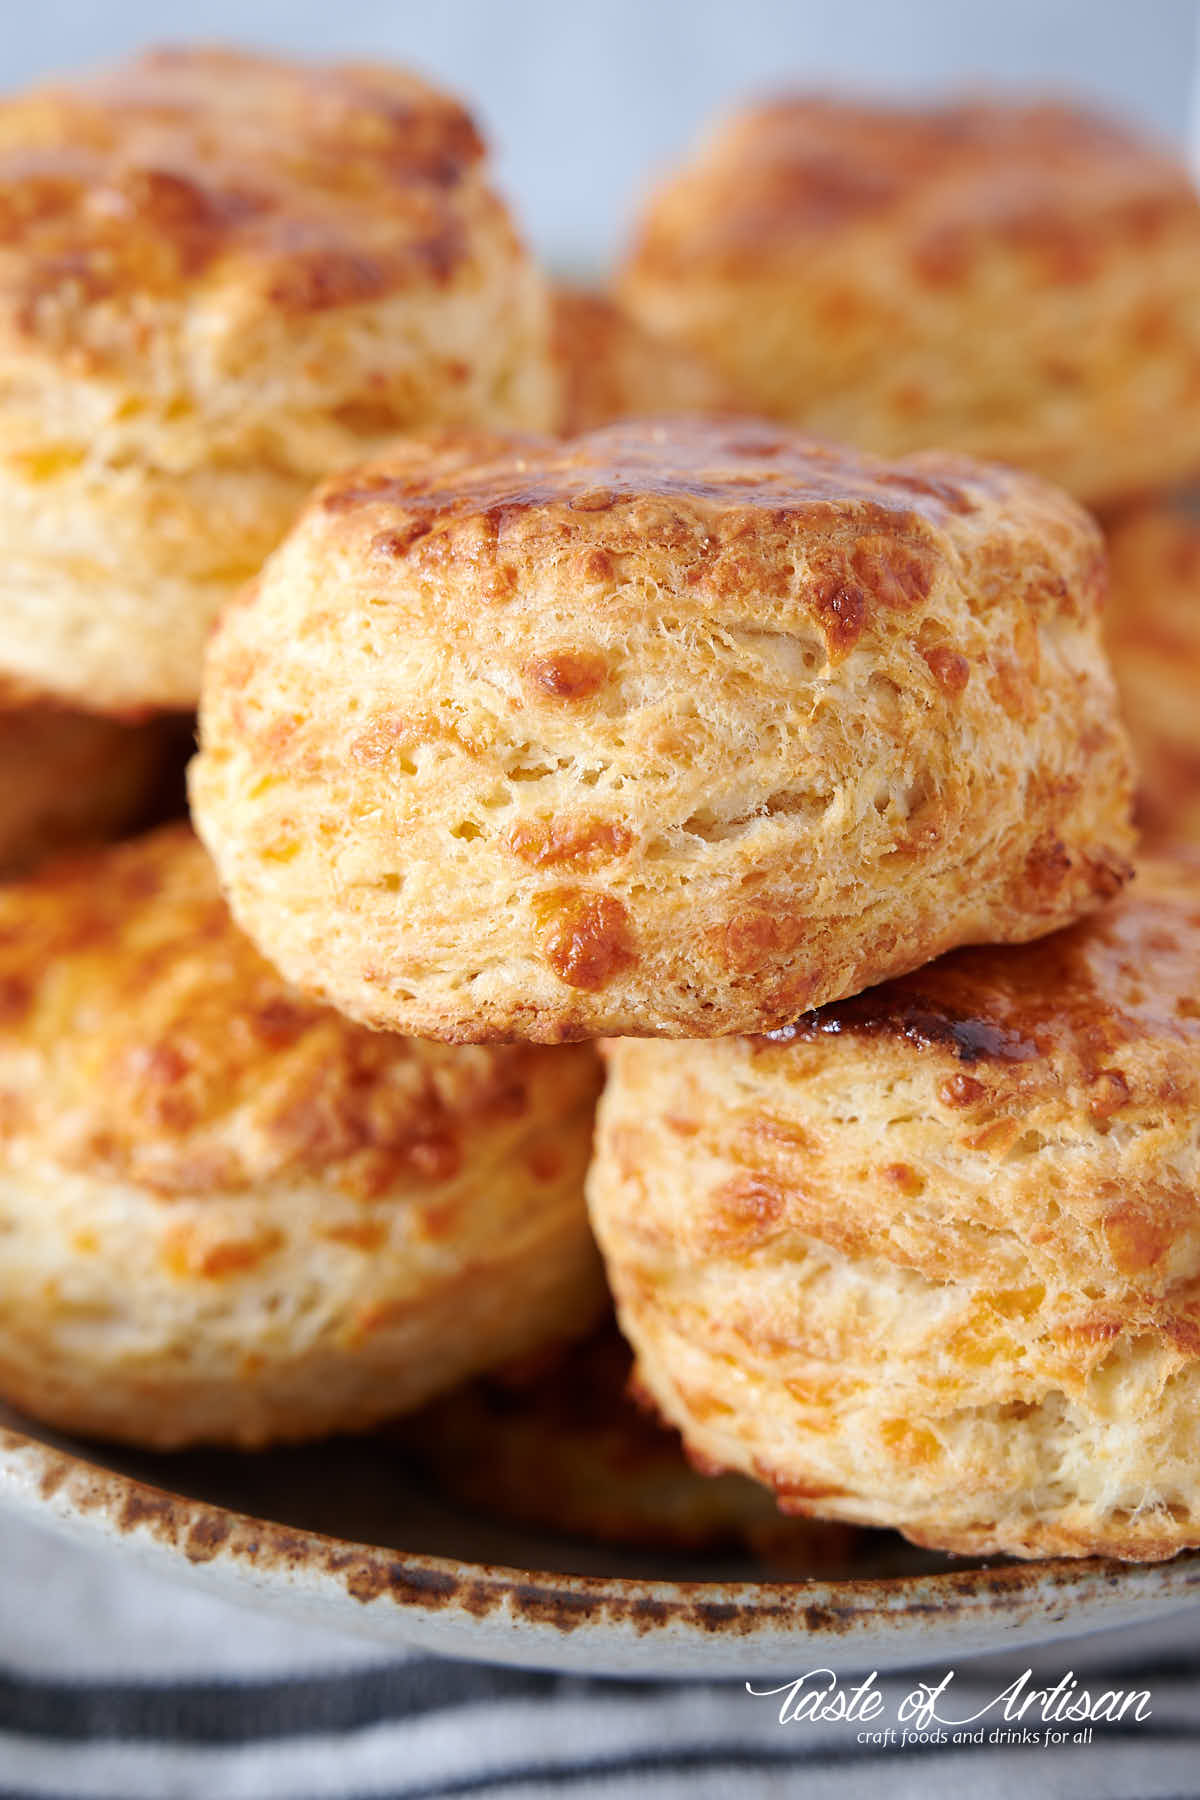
[192,419,1135,1042]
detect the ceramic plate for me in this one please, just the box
[3,1402,1199,1678]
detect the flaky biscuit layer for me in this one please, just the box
[589,856,1200,1560]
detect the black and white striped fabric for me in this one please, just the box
[1,1513,1198,1799]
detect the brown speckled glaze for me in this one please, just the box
[3,1413,1200,1675]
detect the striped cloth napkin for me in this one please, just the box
[1,1509,1198,1799]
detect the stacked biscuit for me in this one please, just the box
[0,43,558,873]
[618,91,1200,843]
[0,46,612,1453]
[4,50,1200,1570]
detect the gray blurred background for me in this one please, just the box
[4,1,1198,267]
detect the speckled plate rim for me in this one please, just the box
[4,1421,1200,1678]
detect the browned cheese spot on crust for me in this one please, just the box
[507,818,633,870]
[524,651,609,701]
[537,888,638,990]
[922,645,971,693]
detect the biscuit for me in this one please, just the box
[0,45,555,715]
[620,97,1200,506]
[551,284,734,431]
[191,418,1136,1042]
[0,825,604,1449]
[589,853,1200,1561]
[0,699,182,876]
[1105,501,1200,844]
[404,1320,865,1567]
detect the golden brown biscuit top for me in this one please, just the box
[630,93,1198,279]
[311,418,1101,643]
[755,855,1199,1099]
[323,416,994,521]
[0,44,489,348]
[0,825,595,1197]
